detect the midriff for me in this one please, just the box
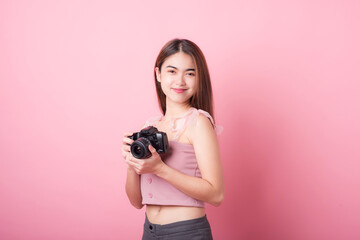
[146,205,205,225]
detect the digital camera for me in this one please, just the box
[129,126,169,159]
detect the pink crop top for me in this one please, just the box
[140,107,222,207]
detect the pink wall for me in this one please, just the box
[1,0,359,239]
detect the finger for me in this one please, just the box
[123,132,134,142]
[122,146,131,159]
[148,145,158,155]
[123,137,134,145]
[126,158,141,169]
[124,132,133,137]
[122,151,130,159]
[122,145,131,153]
[128,155,143,165]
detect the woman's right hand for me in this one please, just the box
[122,132,135,170]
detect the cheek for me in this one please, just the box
[160,80,170,93]
[187,78,197,89]
[160,74,172,84]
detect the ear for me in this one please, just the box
[155,67,161,82]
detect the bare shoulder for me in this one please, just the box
[189,113,217,144]
[196,113,214,130]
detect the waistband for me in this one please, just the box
[144,214,210,236]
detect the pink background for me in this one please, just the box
[1,0,360,239]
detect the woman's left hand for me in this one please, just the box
[126,145,165,175]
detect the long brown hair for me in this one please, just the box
[154,39,214,118]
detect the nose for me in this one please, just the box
[175,73,186,85]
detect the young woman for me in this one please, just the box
[122,39,224,240]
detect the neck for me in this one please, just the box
[164,100,192,119]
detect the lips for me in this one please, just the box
[173,88,186,93]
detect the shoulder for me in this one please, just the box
[187,108,216,143]
[195,113,214,131]
[192,108,223,136]
[190,108,215,130]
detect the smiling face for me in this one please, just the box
[155,52,197,107]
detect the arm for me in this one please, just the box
[122,133,144,209]
[125,167,143,209]
[127,115,225,207]
[157,115,225,206]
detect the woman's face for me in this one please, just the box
[155,52,197,107]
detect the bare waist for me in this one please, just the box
[146,205,206,225]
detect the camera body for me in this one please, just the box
[129,126,169,159]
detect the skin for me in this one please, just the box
[122,52,224,225]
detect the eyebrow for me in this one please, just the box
[166,65,195,71]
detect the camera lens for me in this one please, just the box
[133,146,142,155]
[130,137,152,159]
